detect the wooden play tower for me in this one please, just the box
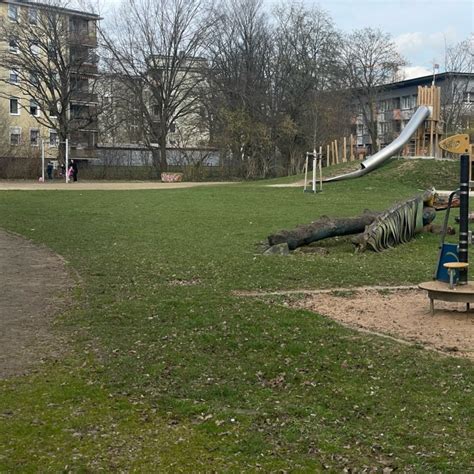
[415,85,442,157]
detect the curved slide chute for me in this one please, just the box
[324,105,431,182]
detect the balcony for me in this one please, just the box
[70,62,98,76]
[70,117,98,131]
[400,109,415,121]
[69,31,98,48]
[71,90,99,104]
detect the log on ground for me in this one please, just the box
[268,211,380,250]
[268,193,437,252]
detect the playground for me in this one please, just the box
[282,287,472,358]
[0,157,472,471]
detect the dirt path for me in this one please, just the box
[0,180,235,191]
[293,287,474,359]
[0,230,73,378]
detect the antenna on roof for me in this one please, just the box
[432,62,440,86]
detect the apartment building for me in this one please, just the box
[355,72,474,155]
[99,56,210,150]
[0,0,100,165]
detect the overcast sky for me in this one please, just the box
[99,0,473,80]
[311,0,473,79]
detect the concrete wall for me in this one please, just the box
[94,145,220,167]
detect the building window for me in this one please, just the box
[28,8,38,25]
[8,4,18,22]
[463,91,474,103]
[30,72,39,85]
[30,129,40,146]
[10,97,20,115]
[379,100,389,112]
[380,122,391,134]
[9,38,18,53]
[49,130,58,147]
[10,127,21,145]
[30,40,40,56]
[30,99,39,116]
[9,70,19,83]
[401,95,416,110]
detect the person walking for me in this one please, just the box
[71,160,78,182]
[46,161,54,180]
[67,164,74,182]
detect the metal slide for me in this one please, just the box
[324,105,431,182]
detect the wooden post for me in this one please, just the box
[429,119,434,157]
[343,136,347,163]
[350,134,355,161]
[327,144,330,166]
[319,145,323,190]
[335,140,339,164]
[429,85,434,157]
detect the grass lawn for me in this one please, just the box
[0,159,472,471]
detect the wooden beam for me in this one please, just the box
[319,145,323,190]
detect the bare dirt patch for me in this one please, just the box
[0,230,73,378]
[292,287,474,359]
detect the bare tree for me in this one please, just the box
[0,0,100,161]
[341,27,406,152]
[272,2,344,173]
[441,36,474,134]
[207,0,274,178]
[101,0,213,174]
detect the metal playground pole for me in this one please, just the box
[458,153,470,284]
[65,138,69,184]
[41,139,45,182]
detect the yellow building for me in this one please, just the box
[0,0,99,172]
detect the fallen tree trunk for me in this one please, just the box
[268,211,380,250]
[268,192,437,251]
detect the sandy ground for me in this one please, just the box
[0,180,235,191]
[0,230,73,378]
[266,181,305,188]
[293,287,474,359]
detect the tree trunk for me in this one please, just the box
[159,133,168,174]
[58,132,67,164]
[268,210,380,250]
[268,203,437,251]
[151,148,161,176]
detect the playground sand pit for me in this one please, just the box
[0,230,73,378]
[293,287,474,359]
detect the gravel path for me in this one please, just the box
[0,180,234,191]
